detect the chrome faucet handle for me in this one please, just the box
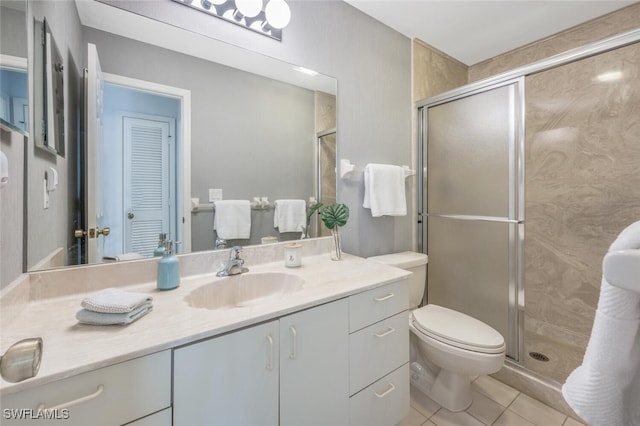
[230,246,243,260]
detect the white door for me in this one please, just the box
[173,320,280,425]
[85,43,106,263]
[123,115,174,256]
[279,299,349,426]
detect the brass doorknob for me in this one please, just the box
[97,227,110,237]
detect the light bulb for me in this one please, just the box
[265,0,290,29]
[235,0,262,18]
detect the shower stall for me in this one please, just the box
[418,29,640,392]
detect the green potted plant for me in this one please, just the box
[319,203,349,260]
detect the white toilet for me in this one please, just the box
[368,252,505,412]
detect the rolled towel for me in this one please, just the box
[562,220,640,426]
[81,288,153,314]
[76,302,153,326]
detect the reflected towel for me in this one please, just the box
[76,302,153,326]
[274,199,306,233]
[363,164,406,217]
[214,200,251,240]
[562,220,640,426]
[81,287,153,314]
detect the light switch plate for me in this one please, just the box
[209,188,223,202]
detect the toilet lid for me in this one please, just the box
[412,304,505,354]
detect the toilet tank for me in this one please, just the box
[367,251,428,308]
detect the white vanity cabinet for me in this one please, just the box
[1,350,171,426]
[279,298,349,426]
[173,320,281,425]
[348,279,410,426]
[173,298,349,426]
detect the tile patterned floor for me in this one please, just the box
[401,376,586,426]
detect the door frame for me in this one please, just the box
[102,72,192,253]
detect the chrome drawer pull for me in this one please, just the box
[373,293,394,302]
[289,325,297,360]
[266,334,274,371]
[374,382,396,398]
[37,384,104,411]
[375,327,396,338]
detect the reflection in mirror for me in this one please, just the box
[25,0,337,272]
[33,18,65,156]
[0,1,28,134]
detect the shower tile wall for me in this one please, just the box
[412,39,468,100]
[469,3,640,82]
[524,41,640,383]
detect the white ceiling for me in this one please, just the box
[344,0,637,65]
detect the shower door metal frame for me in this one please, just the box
[417,77,525,361]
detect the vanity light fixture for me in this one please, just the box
[173,0,291,41]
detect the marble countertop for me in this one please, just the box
[0,253,410,396]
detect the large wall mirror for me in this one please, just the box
[25,0,337,272]
[0,1,29,135]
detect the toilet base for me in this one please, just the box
[410,361,472,412]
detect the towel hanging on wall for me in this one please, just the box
[562,220,640,426]
[214,200,251,240]
[363,163,407,217]
[274,199,306,233]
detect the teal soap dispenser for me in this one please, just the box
[157,240,180,291]
[153,233,167,257]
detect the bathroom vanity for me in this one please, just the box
[0,239,410,425]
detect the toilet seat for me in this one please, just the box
[411,304,505,354]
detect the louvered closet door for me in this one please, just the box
[123,116,172,257]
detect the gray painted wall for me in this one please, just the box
[25,0,83,271]
[105,0,414,257]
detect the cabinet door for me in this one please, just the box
[173,320,279,426]
[280,299,349,426]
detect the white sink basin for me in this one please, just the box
[185,272,305,310]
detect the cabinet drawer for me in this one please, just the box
[349,363,409,426]
[349,279,408,332]
[349,311,409,395]
[2,351,171,426]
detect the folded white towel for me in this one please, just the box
[562,220,640,426]
[76,302,153,326]
[214,200,251,240]
[274,199,306,233]
[363,163,407,217]
[81,287,153,314]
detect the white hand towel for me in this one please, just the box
[76,302,153,325]
[562,220,640,426]
[214,200,251,240]
[274,199,306,233]
[81,287,153,314]
[363,163,407,217]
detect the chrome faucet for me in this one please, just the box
[216,246,249,277]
